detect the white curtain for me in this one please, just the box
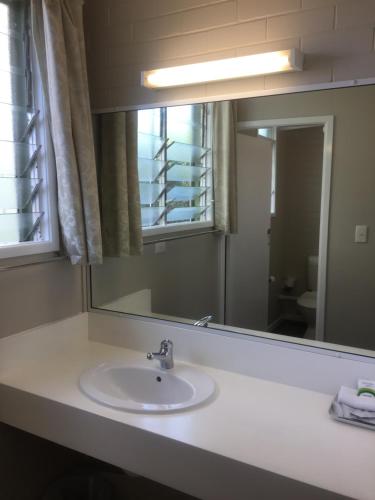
[98,111,143,257]
[31,0,102,264]
[212,101,238,234]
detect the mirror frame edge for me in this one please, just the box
[91,76,375,115]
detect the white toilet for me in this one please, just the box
[297,256,318,339]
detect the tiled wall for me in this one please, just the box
[84,0,375,110]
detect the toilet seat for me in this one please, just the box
[297,291,317,309]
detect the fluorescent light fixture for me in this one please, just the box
[141,49,303,89]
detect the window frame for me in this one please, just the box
[0,2,59,260]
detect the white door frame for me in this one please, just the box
[237,116,334,342]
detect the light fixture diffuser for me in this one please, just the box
[141,49,303,89]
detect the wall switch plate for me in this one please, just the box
[155,242,166,254]
[355,225,368,243]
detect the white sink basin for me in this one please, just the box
[79,362,215,413]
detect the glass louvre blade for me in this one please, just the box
[0,2,25,35]
[0,141,40,177]
[167,185,206,202]
[0,69,29,106]
[167,164,206,182]
[139,182,165,205]
[138,158,166,182]
[0,103,37,142]
[0,212,43,244]
[167,207,207,223]
[0,177,42,209]
[258,128,274,139]
[167,141,210,165]
[141,207,165,227]
[167,105,203,145]
[138,108,161,136]
[138,133,165,160]
[0,32,25,72]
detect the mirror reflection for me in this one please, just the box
[92,85,375,353]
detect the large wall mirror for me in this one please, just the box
[91,85,375,354]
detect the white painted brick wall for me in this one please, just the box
[238,0,301,20]
[337,0,375,28]
[83,0,375,110]
[267,7,335,40]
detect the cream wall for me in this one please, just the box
[0,259,84,339]
[84,0,375,110]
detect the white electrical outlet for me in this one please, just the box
[155,242,166,254]
[355,225,368,243]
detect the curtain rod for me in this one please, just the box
[144,229,222,245]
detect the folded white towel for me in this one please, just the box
[338,386,375,412]
[332,400,375,426]
[351,408,375,421]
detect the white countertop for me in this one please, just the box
[0,314,374,500]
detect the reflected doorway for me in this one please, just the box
[226,116,333,341]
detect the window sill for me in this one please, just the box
[0,239,60,261]
[142,221,214,239]
[0,250,65,271]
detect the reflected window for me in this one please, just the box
[258,127,277,215]
[137,104,213,231]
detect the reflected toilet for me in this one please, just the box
[297,256,318,339]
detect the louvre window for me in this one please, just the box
[137,104,213,230]
[0,0,57,257]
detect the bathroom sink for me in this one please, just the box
[79,362,215,413]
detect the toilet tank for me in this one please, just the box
[307,256,318,291]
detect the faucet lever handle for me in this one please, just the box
[194,315,213,327]
[146,339,174,369]
[160,339,173,351]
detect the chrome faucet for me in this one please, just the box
[194,315,213,327]
[147,339,174,370]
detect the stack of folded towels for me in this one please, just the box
[331,379,375,428]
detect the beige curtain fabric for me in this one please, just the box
[31,0,102,264]
[98,112,143,257]
[212,100,238,234]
